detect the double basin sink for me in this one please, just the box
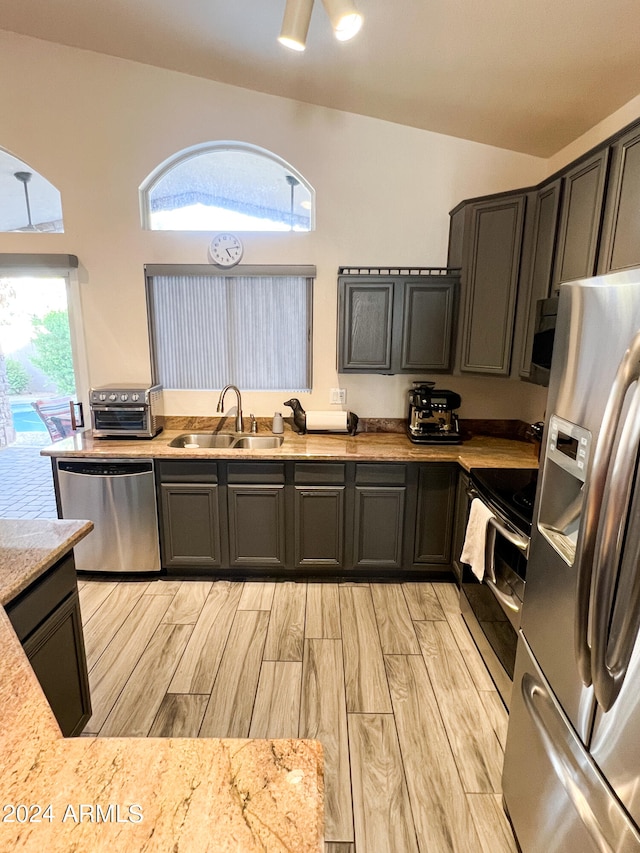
[168,432,284,450]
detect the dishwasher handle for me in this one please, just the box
[57,459,154,477]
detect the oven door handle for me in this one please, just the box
[485,575,522,615]
[487,514,530,558]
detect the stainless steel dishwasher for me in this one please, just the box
[56,458,161,573]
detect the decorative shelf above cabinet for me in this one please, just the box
[337,267,459,374]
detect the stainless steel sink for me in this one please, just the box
[168,432,284,450]
[232,435,284,449]
[168,433,236,448]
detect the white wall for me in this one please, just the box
[0,31,551,421]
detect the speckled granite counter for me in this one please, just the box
[0,520,324,852]
[0,518,93,604]
[41,427,539,471]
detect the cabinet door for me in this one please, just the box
[338,278,394,372]
[460,194,526,374]
[227,485,287,567]
[160,483,222,571]
[399,279,456,372]
[353,486,405,569]
[23,591,91,737]
[599,123,640,273]
[552,148,609,288]
[519,179,562,377]
[413,464,457,566]
[294,486,345,569]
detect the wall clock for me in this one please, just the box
[208,233,244,267]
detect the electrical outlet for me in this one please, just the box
[330,388,346,405]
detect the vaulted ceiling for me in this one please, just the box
[1,0,640,157]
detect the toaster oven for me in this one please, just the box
[89,384,163,439]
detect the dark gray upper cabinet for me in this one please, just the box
[338,271,458,373]
[339,278,394,371]
[598,123,640,274]
[552,148,610,288]
[453,193,527,375]
[518,179,562,378]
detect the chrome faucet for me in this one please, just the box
[216,385,243,432]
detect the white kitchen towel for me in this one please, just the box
[460,498,496,582]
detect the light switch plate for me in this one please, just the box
[330,388,346,404]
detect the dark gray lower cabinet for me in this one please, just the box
[160,483,222,570]
[413,464,458,566]
[7,551,91,737]
[227,485,287,567]
[156,458,459,578]
[294,486,345,569]
[157,460,223,573]
[353,486,406,569]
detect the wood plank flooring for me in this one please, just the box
[79,579,517,852]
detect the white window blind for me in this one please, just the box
[147,271,312,391]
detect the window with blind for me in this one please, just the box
[145,266,314,391]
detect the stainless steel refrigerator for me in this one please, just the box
[503,269,640,852]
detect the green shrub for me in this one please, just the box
[30,310,76,395]
[6,358,29,394]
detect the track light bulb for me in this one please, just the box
[321,0,363,41]
[278,0,314,51]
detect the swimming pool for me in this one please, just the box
[10,401,47,432]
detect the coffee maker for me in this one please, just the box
[407,381,462,444]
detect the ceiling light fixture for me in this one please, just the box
[278,0,314,51]
[278,0,363,51]
[321,0,363,41]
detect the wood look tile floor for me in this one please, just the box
[78,578,517,853]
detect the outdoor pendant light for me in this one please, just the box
[321,0,363,41]
[278,0,314,51]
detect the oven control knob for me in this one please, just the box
[99,393,107,401]
[131,393,140,402]
[109,393,117,401]
[120,393,128,401]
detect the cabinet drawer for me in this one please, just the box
[158,460,218,483]
[227,463,285,483]
[7,552,77,642]
[295,463,345,484]
[355,463,406,485]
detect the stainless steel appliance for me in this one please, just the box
[90,383,163,438]
[503,269,640,851]
[56,458,161,573]
[407,381,461,444]
[527,296,558,387]
[460,467,536,708]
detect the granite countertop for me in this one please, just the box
[41,426,539,471]
[0,518,94,605]
[0,520,324,852]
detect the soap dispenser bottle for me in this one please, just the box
[272,412,284,434]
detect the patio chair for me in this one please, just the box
[31,397,75,441]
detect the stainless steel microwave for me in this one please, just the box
[528,296,558,387]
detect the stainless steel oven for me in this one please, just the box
[90,384,163,439]
[460,467,537,709]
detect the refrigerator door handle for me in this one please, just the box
[522,670,640,851]
[591,383,640,711]
[574,328,640,688]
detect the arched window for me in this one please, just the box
[0,148,64,233]
[140,141,314,232]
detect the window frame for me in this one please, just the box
[144,264,315,392]
[139,141,316,232]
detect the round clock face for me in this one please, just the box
[208,233,244,267]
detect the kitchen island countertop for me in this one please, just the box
[41,427,539,471]
[0,519,324,852]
